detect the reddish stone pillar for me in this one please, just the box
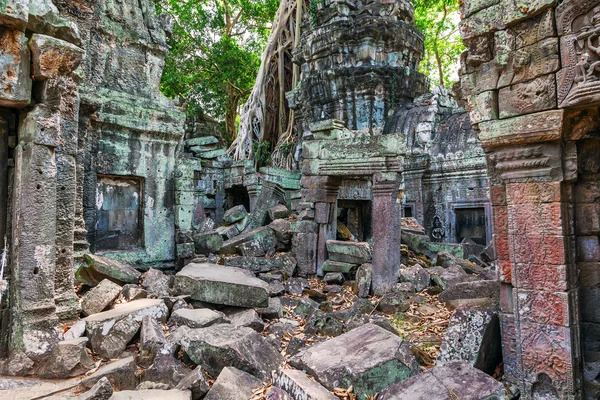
[371,173,401,296]
[480,112,582,398]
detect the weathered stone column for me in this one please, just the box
[0,115,7,243]
[371,172,402,296]
[479,111,581,399]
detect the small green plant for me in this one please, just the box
[309,0,326,26]
[252,140,272,169]
[279,141,294,156]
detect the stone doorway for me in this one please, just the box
[94,175,144,251]
[226,186,250,216]
[336,199,372,242]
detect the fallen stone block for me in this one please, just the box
[64,320,86,340]
[174,263,270,308]
[176,366,210,400]
[204,367,263,400]
[39,338,95,378]
[79,376,113,400]
[142,354,192,388]
[223,205,248,225]
[274,369,338,400]
[141,268,172,297]
[322,260,358,274]
[353,263,372,297]
[256,297,283,319]
[324,272,344,284]
[399,264,429,292]
[284,277,309,295]
[193,231,223,255]
[266,386,292,400]
[110,390,192,400]
[268,281,285,296]
[436,252,485,275]
[238,240,267,257]
[169,308,229,328]
[121,284,148,301]
[269,204,290,221]
[216,225,240,239]
[224,256,283,273]
[84,299,169,359]
[80,357,136,391]
[379,360,506,400]
[290,324,420,397]
[269,219,292,245]
[180,324,284,380]
[401,218,426,235]
[304,310,344,337]
[81,279,122,317]
[220,226,278,255]
[326,240,372,264]
[431,266,469,289]
[438,280,500,304]
[225,308,265,332]
[436,306,502,375]
[139,315,167,368]
[77,254,141,286]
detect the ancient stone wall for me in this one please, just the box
[458,0,600,398]
[0,0,185,371]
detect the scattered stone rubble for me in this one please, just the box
[0,202,509,399]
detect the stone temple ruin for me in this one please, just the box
[0,0,598,399]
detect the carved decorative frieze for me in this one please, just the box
[487,142,563,181]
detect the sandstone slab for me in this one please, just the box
[81,279,122,317]
[379,360,505,399]
[326,240,372,264]
[110,390,191,400]
[176,366,210,400]
[174,263,270,308]
[38,338,94,378]
[274,369,338,400]
[169,308,229,328]
[84,299,168,359]
[80,357,136,391]
[78,254,141,286]
[220,226,277,255]
[180,324,284,380]
[290,324,420,397]
[204,367,263,400]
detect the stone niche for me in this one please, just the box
[94,175,144,251]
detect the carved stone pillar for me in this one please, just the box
[371,173,402,296]
[480,110,582,399]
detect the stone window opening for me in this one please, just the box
[94,175,144,252]
[452,206,488,246]
[225,186,250,216]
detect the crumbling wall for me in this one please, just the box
[457,0,600,398]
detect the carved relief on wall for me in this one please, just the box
[557,1,600,108]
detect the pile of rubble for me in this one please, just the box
[0,205,509,400]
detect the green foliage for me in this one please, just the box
[154,0,279,141]
[252,140,272,168]
[412,0,465,88]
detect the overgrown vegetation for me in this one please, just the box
[413,0,464,88]
[154,0,279,144]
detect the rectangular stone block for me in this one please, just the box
[578,262,600,288]
[459,4,504,40]
[0,28,31,107]
[175,205,193,231]
[515,289,571,327]
[507,202,565,236]
[498,260,512,283]
[459,0,500,19]
[175,191,196,205]
[494,9,555,54]
[497,38,559,88]
[503,0,554,27]
[490,185,507,206]
[0,0,28,31]
[510,235,567,265]
[575,204,600,235]
[499,313,520,385]
[575,181,600,204]
[479,110,564,147]
[176,243,194,259]
[577,236,600,262]
[500,283,513,313]
[492,206,508,235]
[514,263,568,292]
[580,287,600,323]
[519,321,578,397]
[314,202,330,224]
[498,74,557,119]
[294,232,317,276]
[467,90,498,124]
[506,181,562,204]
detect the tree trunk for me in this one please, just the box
[435,49,445,87]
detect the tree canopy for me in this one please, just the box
[154,0,280,143]
[412,0,464,88]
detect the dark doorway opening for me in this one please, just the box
[95,175,144,251]
[455,207,487,245]
[226,186,250,214]
[404,205,413,218]
[337,200,372,242]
